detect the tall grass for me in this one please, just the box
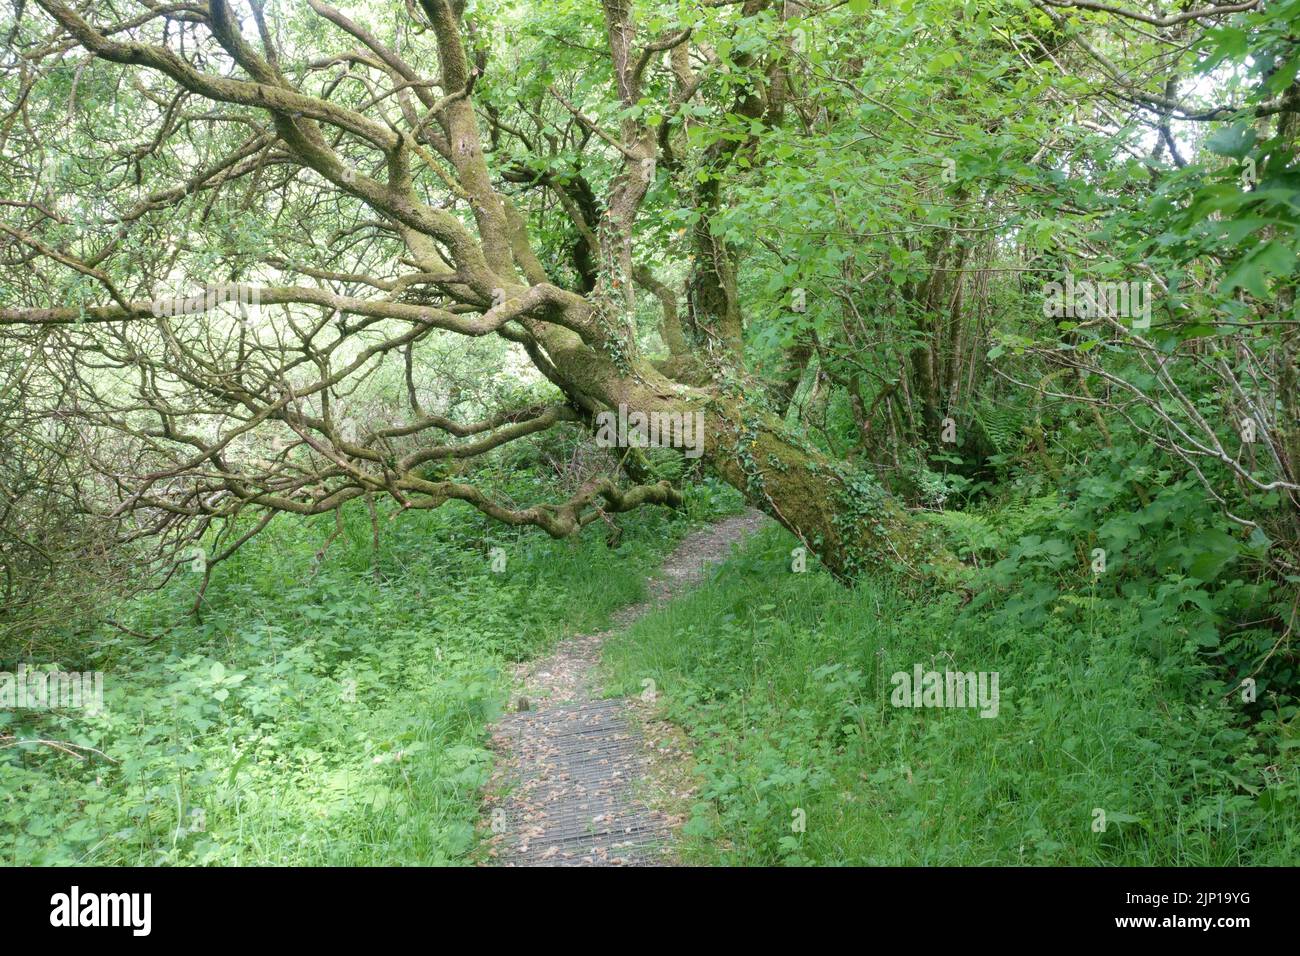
[601,524,1299,865]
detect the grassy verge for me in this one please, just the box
[600,523,1299,865]
[1,478,743,865]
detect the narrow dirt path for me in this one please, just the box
[482,510,768,866]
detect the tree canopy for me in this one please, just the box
[0,0,1296,606]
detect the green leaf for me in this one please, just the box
[1204,124,1256,159]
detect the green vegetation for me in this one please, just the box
[1,478,739,866]
[603,513,1299,865]
[1,0,1297,870]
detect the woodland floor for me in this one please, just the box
[481,511,768,866]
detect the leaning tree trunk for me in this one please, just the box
[699,397,951,582]
[527,311,951,581]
